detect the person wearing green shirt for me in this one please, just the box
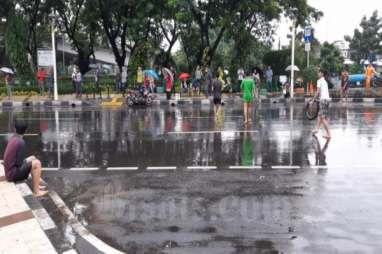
[240,72,255,124]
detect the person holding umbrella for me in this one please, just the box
[5,73,13,100]
[1,67,15,100]
[179,72,191,94]
[165,73,173,100]
[163,68,173,100]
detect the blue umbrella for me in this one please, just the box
[144,69,159,80]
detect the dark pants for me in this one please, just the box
[75,81,82,97]
[166,91,171,100]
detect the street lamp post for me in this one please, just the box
[50,12,58,101]
[290,24,296,99]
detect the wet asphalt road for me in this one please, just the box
[1,102,382,253]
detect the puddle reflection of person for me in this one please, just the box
[241,131,254,166]
[312,135,330,172]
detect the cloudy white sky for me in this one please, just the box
[275,0,382,48]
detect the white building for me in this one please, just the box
[333,40,350,59]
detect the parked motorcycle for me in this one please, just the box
[126,89,155,106]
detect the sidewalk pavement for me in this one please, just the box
[0,164,57,254]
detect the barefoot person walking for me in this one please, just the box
[312,69,331,139]
[240,72,255,125]
[3,119,48,197]
[212,73,222,118]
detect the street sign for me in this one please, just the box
[304,26,312,42]
[37,50,54,66]
[305,42,311,52]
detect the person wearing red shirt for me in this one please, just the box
[37,68,46,96]
[165,73,173,100]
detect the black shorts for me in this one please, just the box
[213,98,221,105]
[12,160,32,182]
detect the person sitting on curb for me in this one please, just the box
[3,119,48,197]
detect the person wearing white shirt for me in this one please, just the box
[312,69,331,139]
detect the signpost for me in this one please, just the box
[37,50,54,66]
[304,25,312,68]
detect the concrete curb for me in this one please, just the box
[0,100,84,109]
[40,179,124,254]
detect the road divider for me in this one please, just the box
[168,130,259,135]
[70,167,98,171]
[187,166,217,170]
[271,165,301,169]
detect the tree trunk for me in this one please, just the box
[77,50,91,75]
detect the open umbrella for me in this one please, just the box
[144,69,159,80]
[285,65,300,72]
[162,67,173,81]
[0,67,14,75]
[178,73,191,80]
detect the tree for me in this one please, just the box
[15,0,51,71]
[94,0,159,72]
[0,0,12,17]
[345,10,382,62]
[4,13,31,76]
[320,42,344,75]
[152,0,181,67]
[263,49,290,75]
[54,0,99,75]
[174,0,321,68]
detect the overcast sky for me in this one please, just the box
[275,0,382,48]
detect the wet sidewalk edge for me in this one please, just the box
[0,97,380,109]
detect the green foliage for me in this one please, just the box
[348,64,363,74]
[302,65,319,83]
[4,14,31,77]
[320,42,344,75]
[1,0,323,82]
[127,42,152,88]
[263,50,290,76]
[345,10,382,62]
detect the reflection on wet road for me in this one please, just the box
[1,103,382,253]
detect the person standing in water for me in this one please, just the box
[240,71,255,125]
[312,69,331,139]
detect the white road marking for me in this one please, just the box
[146,166,177,170]
[70,167,99,171]
[271,165,301,169]
[168,130,258,134]
[187,166,217,170]
[107,167,138,171]
[182,116,243,119]
[0,133,39,136]
[229,165,262,169]
[16,118,78,121]
[62,250,78,254]
[42,167,59,171]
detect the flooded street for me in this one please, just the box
[1,103,382,253]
